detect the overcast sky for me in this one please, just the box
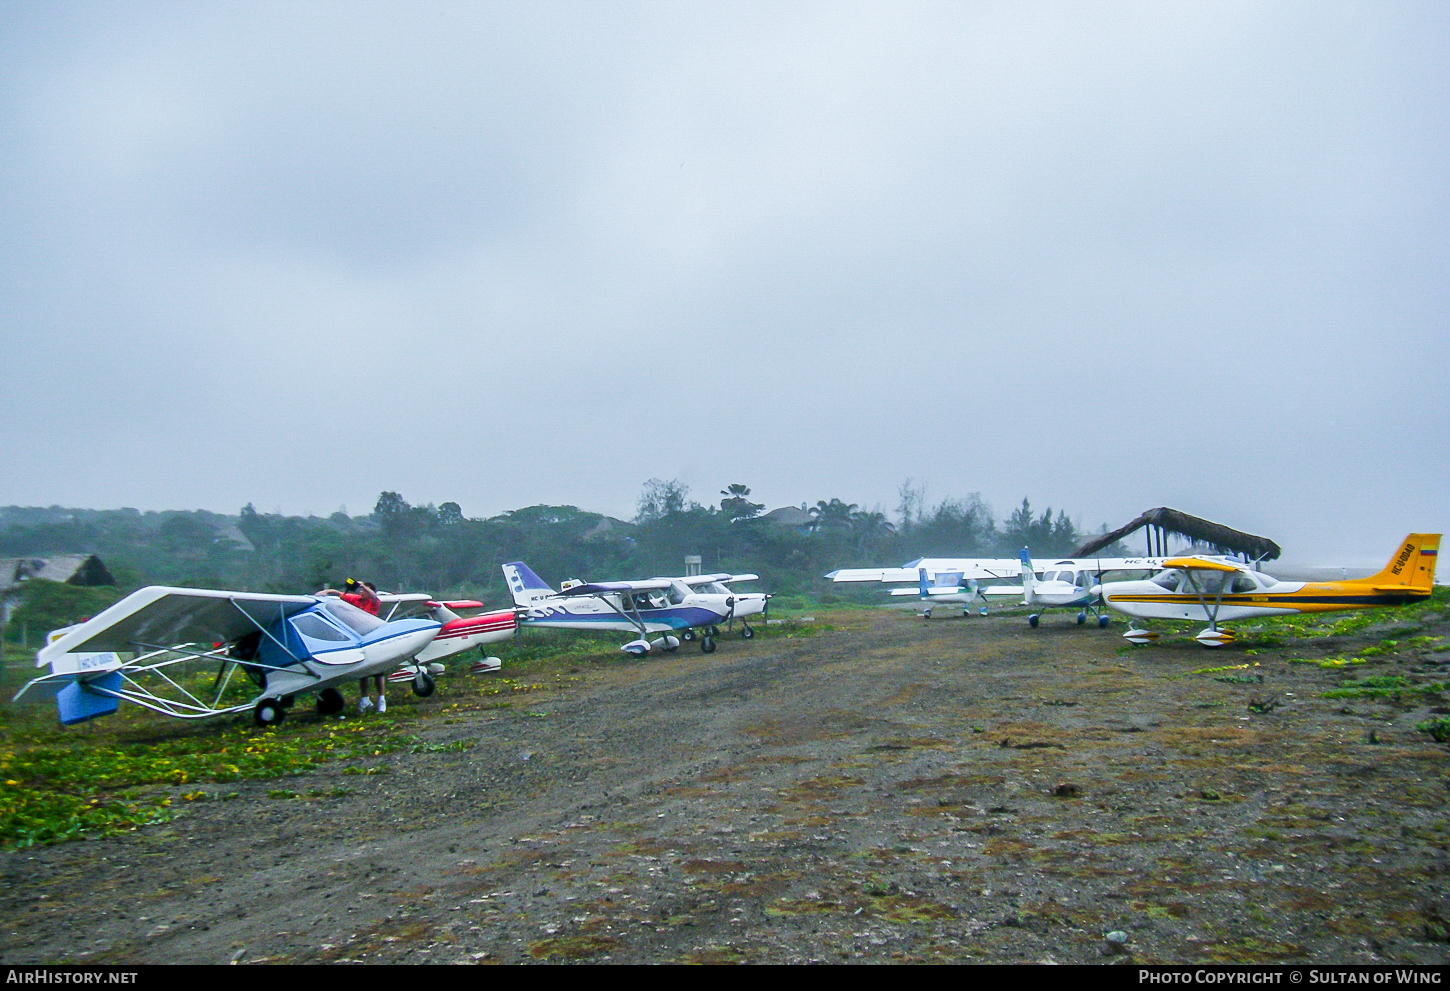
[2,1,1446,566]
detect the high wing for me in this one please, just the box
[681,573,759,586]
[1160,556,1246,573]
[36,586,320,667]
[828,556,1167,584]
[556,579,675,597]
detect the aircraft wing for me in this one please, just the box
[679,573,760,585]
[982,585,1027,597]
[557,579,675,597]
[377,593,434,605]
[35,586,320,667]
[828,564,1018,583]
[1161,557,1245,573]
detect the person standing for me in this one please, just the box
[318,579,388,714]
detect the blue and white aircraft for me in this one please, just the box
[680,573,772,639]
[828,551,1167,626]
[13,586,444,727]
[503,562,739,655]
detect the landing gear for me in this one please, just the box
[707,625,721,638]
[1028,614,1040,628]
[316,688,343,716]
[681,628,697,642]
[741,624,755,639]
[412,671,436,697]
[922,607,933,619]
[1097,614,1110,629]
[701,636,717,654]
[254,697,285,727]
[979,606,989,617]
[1076,611,1087,625]
[962,607,970,617]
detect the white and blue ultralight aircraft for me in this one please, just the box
[503,562,740,655]
[828,550,1167,626]
[12,586,448,727]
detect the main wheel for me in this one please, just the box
[1098,614,1110,629]
[316,688,344,716]
[742,625,755,640]
[1076,612,1087,625]
[1028,614,1040,628]
[412,671,436,698]
[254,697,286,727]
[701,636,716,654]
[979,606,989,616]
[681,628,696,642]
[923,608,932,619]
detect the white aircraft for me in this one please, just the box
[13,586,446,727]
[1097,533,1440,648]
[828,550,1168,626]
[679,573,771,640]
[503,562,740,655]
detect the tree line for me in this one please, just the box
[0,483,1124,635]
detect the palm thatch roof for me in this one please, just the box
[1072,508,1281,561]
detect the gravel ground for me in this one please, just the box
[4,607,1450,965]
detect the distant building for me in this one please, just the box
[0,554,115,622]
[756,506,815,534]
[581,516,636,544]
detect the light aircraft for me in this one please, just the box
[389,598,519,681]
[503,562,739,655]
[828,551,1167,625]
[1096,533,1440,648]
[679,573,771,639]
[13,586,446,727]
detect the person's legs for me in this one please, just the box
[375,674,387,713]
[358,676,373,713]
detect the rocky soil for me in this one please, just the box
[4,606,1450,965]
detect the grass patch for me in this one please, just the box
[1322,675,1448,699]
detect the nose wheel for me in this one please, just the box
[1028,614,1040,628]
[700,635,716,654]
[681,628,696,642]
[741,624,755,639]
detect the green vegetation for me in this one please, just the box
[1416,717,1450,743]
[0,483,1120,619]
[1321,675,1449,699]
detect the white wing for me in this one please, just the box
[35,586,319,667]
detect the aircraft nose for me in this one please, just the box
[1091,584,1102,596]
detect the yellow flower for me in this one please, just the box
[4,780,18,786]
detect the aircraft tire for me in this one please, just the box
[1028,614,1040,628]
[1098,615,1110,629]
[979,606,989,616]
[681,629,696,642]
[742,625,755,639]
[1076,612,1087,625]
[254,698,286,727]
[316,688,344,716]
[923,609,932,620]
[664,640,679,654]
[412,671,436,698]
[701,636,716,654]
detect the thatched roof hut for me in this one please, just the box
[1072,508,1281,561]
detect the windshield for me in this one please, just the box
[324,599,385,635]
[1151,570,1182,591]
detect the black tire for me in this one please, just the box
[316,688,344,716]
[664,639,679,653]
[742,625,755,640]
[1098,615,1110,629]
[701,636,716,654]
[412,671,436,698]
[681,629,696,642]
[1028,614,1040,628]
[1076,612,1087,625]
[254,698,285,727]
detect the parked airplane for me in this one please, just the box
[1096,533,1440,648]
[503,562,739,655]
[828,552,1167,625]
[388,598,519,680]
[14,587,445,727]
[680,573,771,639]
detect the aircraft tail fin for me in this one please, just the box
[1019,547,1036,603]
[502,562,556,605]
[918,568,930,600]
[1360,534,1441,590]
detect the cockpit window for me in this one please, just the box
[1231,574,1259,594]
[293,613,351,642]
[324,600,384,635]
[1151,570,1182,591]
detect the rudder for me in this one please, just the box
[502,562,556,605]
[1362,534,1440,589]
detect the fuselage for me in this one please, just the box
[522,579,733,633]
[1096,569,1431,623]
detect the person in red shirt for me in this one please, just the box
[318,579,387,713]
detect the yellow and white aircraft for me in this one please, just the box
[1095,533,1440,648]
